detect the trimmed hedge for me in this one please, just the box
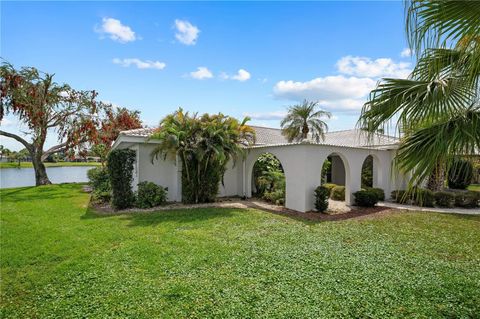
[331,186,345,201]
[263,189,285,206]
[434,191,455,208]
[135,182,167,208]
[322,183,337,196]
[87,167,111,203]
[414,188,435,207]
[314,185,330,212]
[366,187,385,201]
[454,191,480,208]
[107,149,136,209]
[353,189,379,207]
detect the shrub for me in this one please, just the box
[263,189,285,206]
[314,186,330,212]
[322,183,337,196]
[331,186,345,201]
[448,159,473,189]
[414,188,435,207]
[353,189,379,207]
[391,190,408,203]
[367,187,385,201]
[135,182,167,208]
[107,149,136,209]
[434,191,455,208]
[87,167,111,203]
[454,191,480,208]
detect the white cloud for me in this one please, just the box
[400,48,412,58]
[0,118,17,127]
[336,56,411,78]
[221,69,251,82]
[244,110,287,120]
[174,19,199,45]
[96,18,136,43]
[274,75,376,102]
[113,58,166,70]
[189,67,213,79]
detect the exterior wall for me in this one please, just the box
[137,144,180,202]
[219,159,243,197]
[244,143,396,212]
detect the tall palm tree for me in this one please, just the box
[281,100,331,143]
[358,0,480,190]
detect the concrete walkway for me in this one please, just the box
[378,201,480,215]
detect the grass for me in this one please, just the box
[468,184,480,192]
[1,184,479,318]
[0,161,101,169]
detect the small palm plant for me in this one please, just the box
[280,100,331,143]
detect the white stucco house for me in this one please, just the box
[112,126,408,212]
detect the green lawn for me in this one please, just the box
[1,184,479,318]
[468,184,480,192]
[0,161,101,169]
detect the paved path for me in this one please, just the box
[378,201,480,215]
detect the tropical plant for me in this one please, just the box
[281,100,331,142]
[448,158,474,189]
[150,108,255,204]
[253,153,285,197]
[358,0,480,191]
[135,182,167,208]
[107,149,136,209]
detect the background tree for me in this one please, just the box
[281,100,331,143]
[93,107,142,166]
[359,0,480,190]
[150,108,255,203]
[0,62,108,185]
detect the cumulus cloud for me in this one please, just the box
[221,69,251,82]
[189,67,213,79]
[174,19,200,45]
[96,18,136,43]
[400,48,412,57]
[243,110,287,121]
[274,75,376,102]
[113,58,166,70]
[336,56,411,78]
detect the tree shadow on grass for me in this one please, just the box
[82,205,239,227]
[0,183,86,203]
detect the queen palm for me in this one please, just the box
[359,0,480,190]
[281,100,331,143]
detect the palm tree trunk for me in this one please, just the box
[426,162,445,191]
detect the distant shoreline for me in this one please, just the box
[0,162,101,169]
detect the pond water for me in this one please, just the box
[0,166,96,188]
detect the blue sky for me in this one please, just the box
[1,1,413,151]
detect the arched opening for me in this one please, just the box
[252,153,286,206]
[321,153,347,202]
[361,154,381,188]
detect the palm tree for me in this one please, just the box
[150,108,255,203]
[281,100,331,143]
[358,0,480,190]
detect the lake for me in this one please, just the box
[0,166,96,188]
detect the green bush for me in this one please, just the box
[448,158,474,189]
[263,189,285,206]
[135,182,167,208]
[107,149,136,210]
[353,189,379,207]
[454,191,480,208]
[391,190,408,203]
[314,186,330,212]
[331,186,345,201]
[411,188,435,207]
[322,183,337,196]
[434,191,455,208]
[366,187,385,201]
[87,167,111,203]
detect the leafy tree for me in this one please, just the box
[281,100,331,143]
[150,108,255,203]
[0,145,11,159]
[252,153,285,197]
[358,0,480,190]
[0,62,108,185]
[93,107,142,166]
